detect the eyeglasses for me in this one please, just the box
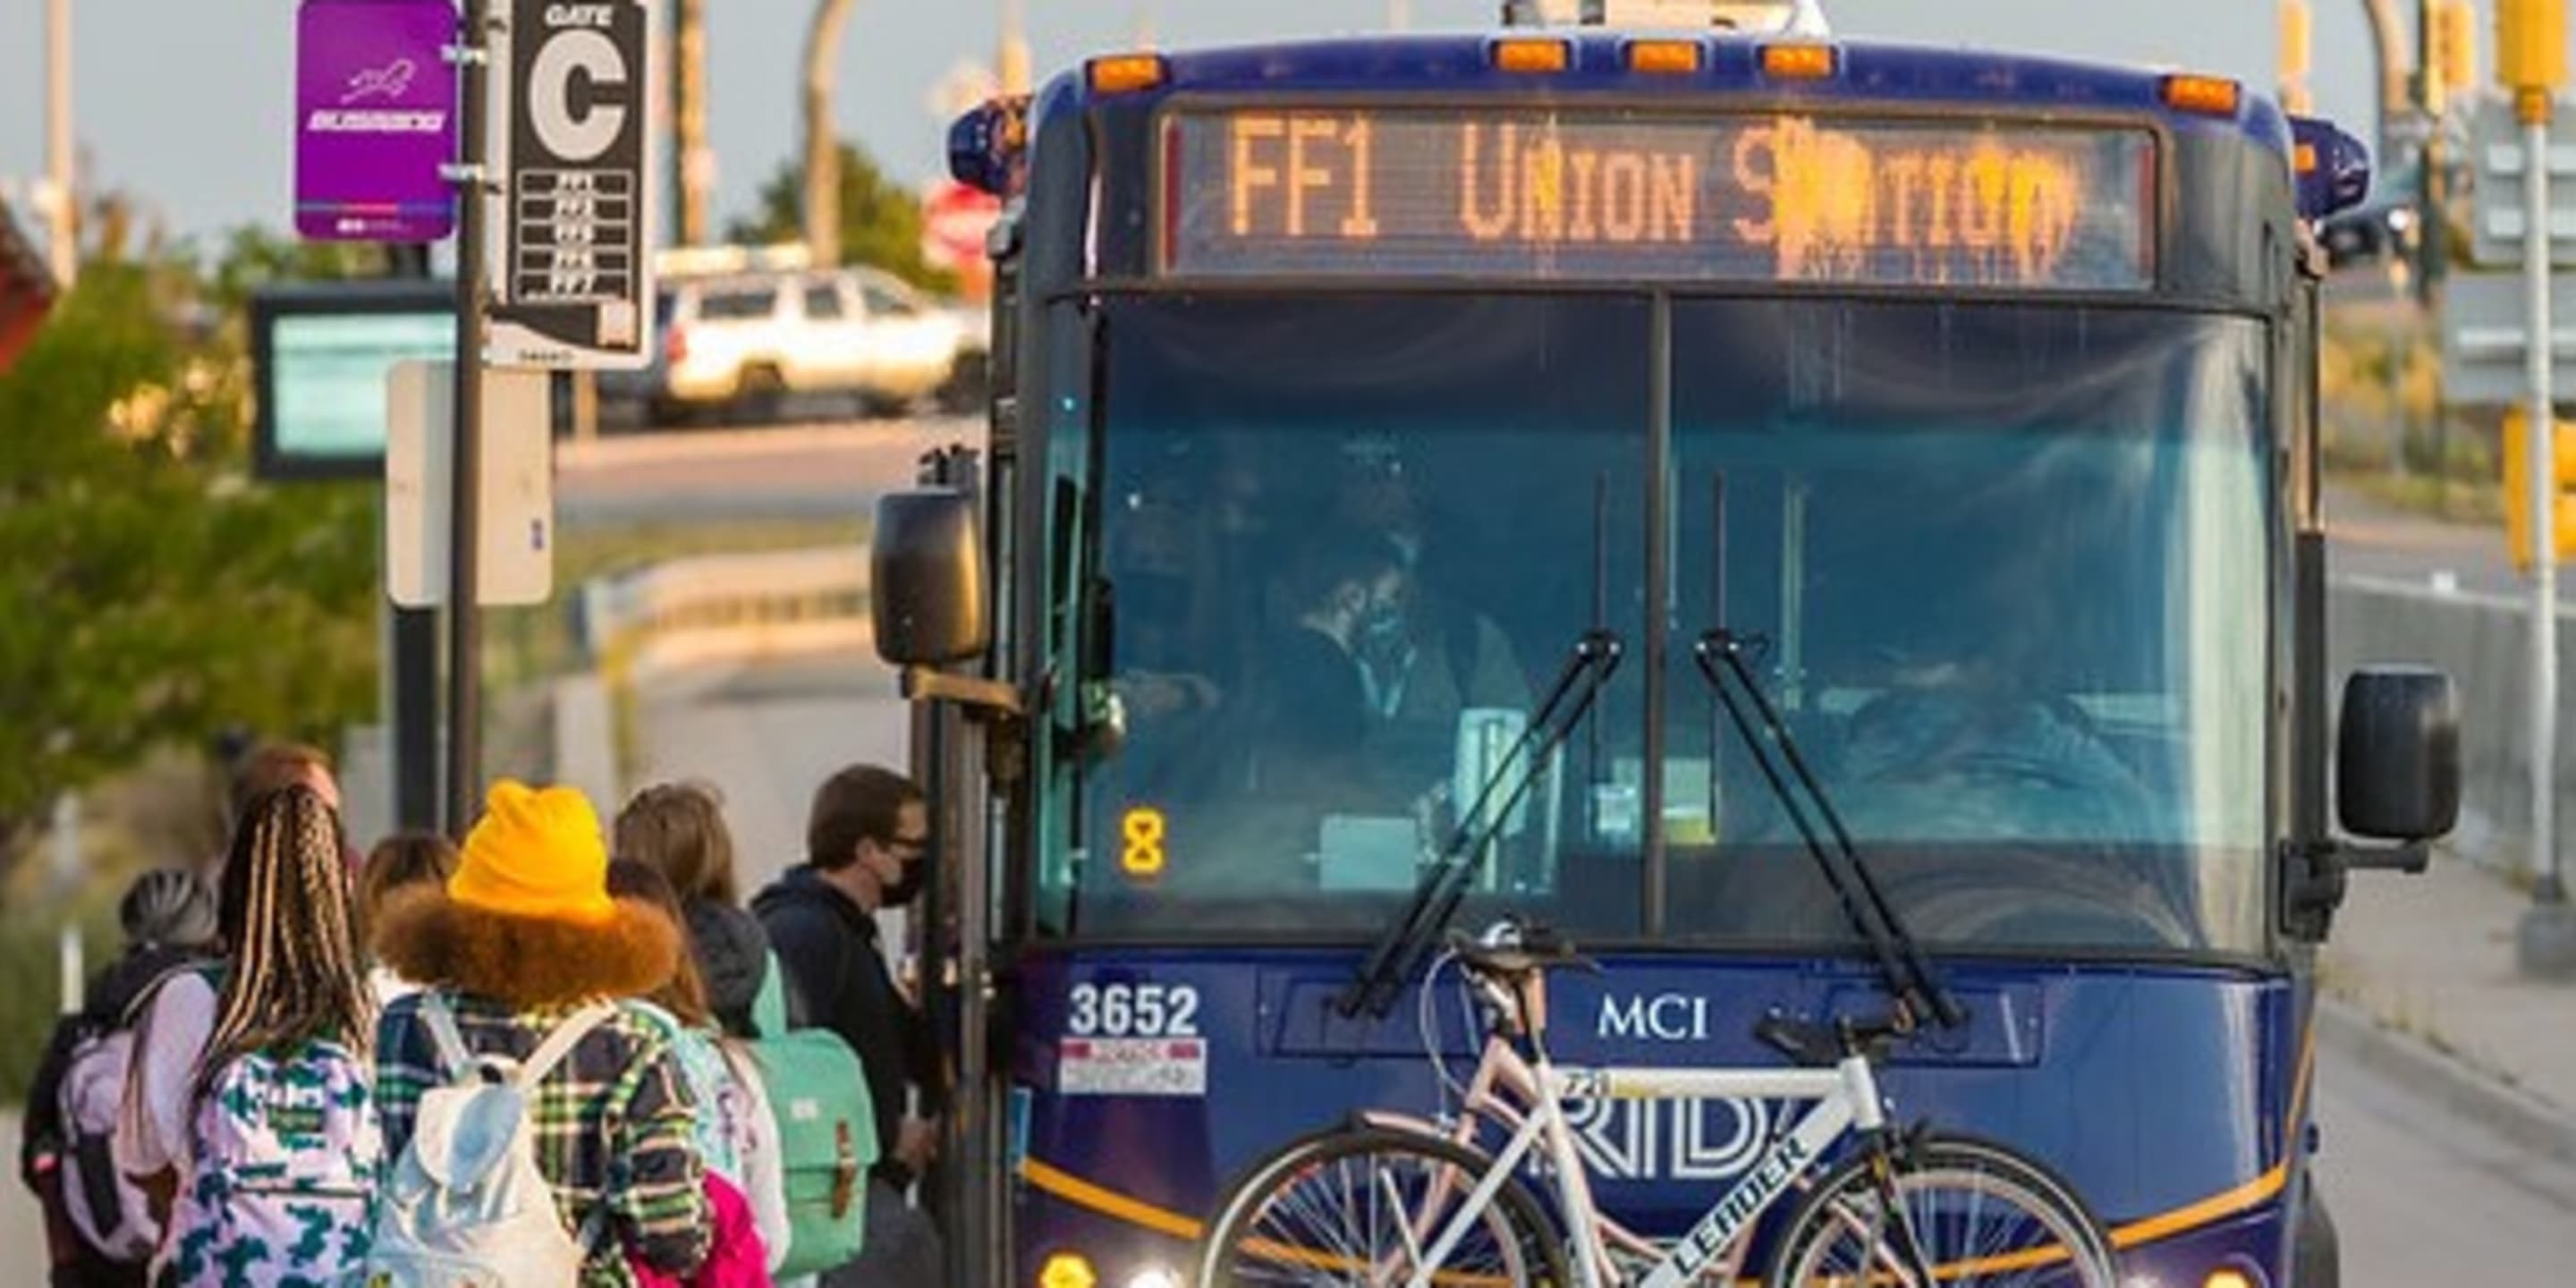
[886,833,931,857]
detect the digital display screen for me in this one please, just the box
[1162,108,2157,290]
[271,312,456,459]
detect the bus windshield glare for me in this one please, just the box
[1051,293,2269,953]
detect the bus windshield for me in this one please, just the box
[1049,293,2271,954]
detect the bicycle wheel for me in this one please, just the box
[1198,1125,1570,1287]
[1768,1134,2118,1288]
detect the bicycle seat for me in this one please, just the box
[1753,1013,1846,1068]
[1755,1011,1910,1068]
[1448,921,1596,979]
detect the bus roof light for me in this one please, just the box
[1089,54,1167,96]
[1760,44,1838,80]
[1627,39,1705,75]
[1494,38,1572,74]
[2161,74,2242,116]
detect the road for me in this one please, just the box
[2324,481,2523,600]
[2315,1049,2576,1282]
[555,415,979,524]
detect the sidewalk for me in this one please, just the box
[2318,847,2576,1158]
[0,1112,34,1269]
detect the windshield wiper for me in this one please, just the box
[1690,630,1964,1030]
[1339,629,1624,1018]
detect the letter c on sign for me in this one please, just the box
[530,30,627,163]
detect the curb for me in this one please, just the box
[2314,996,2576,1165]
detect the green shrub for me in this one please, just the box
[0,899,126,1109]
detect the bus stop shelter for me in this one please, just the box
[0,197,57,373]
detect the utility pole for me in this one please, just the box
[53,792,81,1016]
[802,0,858,267]
[2360,0,2412,164]
[674,0,712,245]
[444,0,497,836]
[2417,0,2449,312]
[2278,1,2313,114]
[43,0,74,287]
[1000,0,1031,97]
[2502,0,2576,979]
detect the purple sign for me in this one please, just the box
[294,0,459,242]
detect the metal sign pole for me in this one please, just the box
[2529,88,2564,917]
[445,0,495,835]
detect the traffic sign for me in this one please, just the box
[293,0,458,242]
[2440,269,2576,405]
[487,0,658,369]
[386,361,555,607]
[920,180,1002,274]
[2470,95,2576,267]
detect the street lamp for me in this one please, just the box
[2498,0,2576,980]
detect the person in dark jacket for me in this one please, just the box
[614,781,784,1038]
[19,869,217,1287]
[752,764,940,1287]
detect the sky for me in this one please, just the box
[0,1,2498,246]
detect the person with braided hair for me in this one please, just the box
[114,784,383,1284]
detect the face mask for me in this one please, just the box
[1357,598,1411,658]
[881,857,928,908]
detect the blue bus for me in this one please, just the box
[872,7,2462,1288]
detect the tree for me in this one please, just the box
[733,140,958,293]
[0,248,377,887]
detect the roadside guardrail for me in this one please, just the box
[578,546,870,681]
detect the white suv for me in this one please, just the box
[619,267,969,422]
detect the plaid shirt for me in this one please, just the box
[375,989,709,1286]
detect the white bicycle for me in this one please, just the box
[1196,919,2119,1288]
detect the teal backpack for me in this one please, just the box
[747,949,877,1277]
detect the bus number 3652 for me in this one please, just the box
[1068,982,1203,1038]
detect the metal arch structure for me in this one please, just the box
[2360,0,2414,159]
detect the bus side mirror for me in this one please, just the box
[873,488,987,666]
[2335,666,2460,860]
[2289,115,2370,222]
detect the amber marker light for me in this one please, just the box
[1494,38,1572,73]
[1038,1252,1097,1288]
[1088,54,1167,95]
[2162,73,2242,116]
[1760,44,1837,80]
[1628,39,1703,75]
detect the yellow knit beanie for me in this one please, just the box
[450,779,616,925]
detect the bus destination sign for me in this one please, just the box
[1162,108,2156,291]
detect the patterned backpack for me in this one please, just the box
[159,1037,381,1286]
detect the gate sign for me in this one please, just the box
[490,0,657,369]
[294,0,459,242]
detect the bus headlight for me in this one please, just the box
[1038,1252,1097,1288]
